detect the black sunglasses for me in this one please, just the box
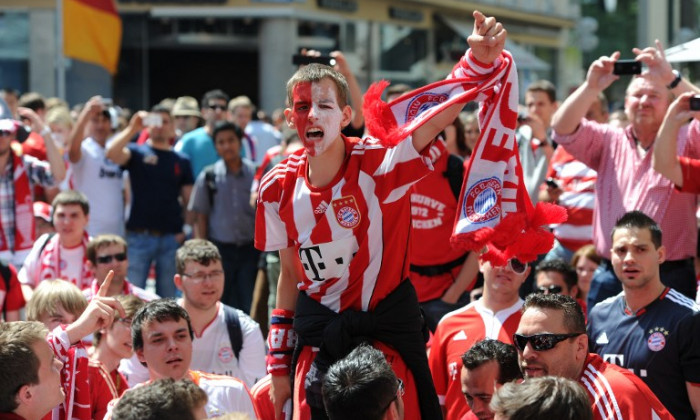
[207,104,227,111]
[96,252,128,264]
[536,285,563,294]
[513,332,583,352]
[0,130,13,137]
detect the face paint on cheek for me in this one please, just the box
[291,82,312,146]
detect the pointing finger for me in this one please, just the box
[97,270,114,298]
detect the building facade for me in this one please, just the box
[2,0,582,111]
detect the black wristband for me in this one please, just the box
[667,69,682,89]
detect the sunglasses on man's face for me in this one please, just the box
[207,104,227,111]
[513,332,583,352]
[95,252,127,264]
[536,284,563,295]
[0,130,13,137]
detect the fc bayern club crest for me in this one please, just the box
[405,92,449,121]
[332,196,361,229]
[463,177,502,224]
[647,328,668,352]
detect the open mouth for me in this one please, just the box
[306,128,324,139]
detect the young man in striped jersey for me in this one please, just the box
[256,10,507,420]
[587,211,700,420]
[516,293,672,420]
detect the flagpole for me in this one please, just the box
[56,0,66,101]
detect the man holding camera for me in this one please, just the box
[551,41,700,306]
[106,106,193,298]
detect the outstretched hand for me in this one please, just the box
[467,10,507,65]
[66,270,126,344]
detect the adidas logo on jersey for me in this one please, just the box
[596,332,609,344]
[314,201,329,214]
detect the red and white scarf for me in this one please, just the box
[363,49,566,265]
[0,152,35,253]
[39,232,93,290]
[47,326,91,420]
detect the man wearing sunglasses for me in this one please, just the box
[429,258,529,420]
[587,211,700,420]
[176,89,231,178]
[534,258,578,297]
[516,293,672,419]
[83,234,159,302]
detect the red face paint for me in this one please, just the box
[290,79,344,157]
[291,81,312,152]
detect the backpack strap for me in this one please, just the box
[204,165,217,208]
[222,304,244,363]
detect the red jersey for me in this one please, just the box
[428,299,523,420]
[0,264,25,316]
[409,142,468,302]
[255,135,432,312]
[546,147,596,251]
[579,354,673,420]
[88,360,128,420]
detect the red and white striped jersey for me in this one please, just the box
[546,147,596,251]
[428,299,523,420]
[250,374,292,420]
[255,135,432,313]
[579,353,673,420]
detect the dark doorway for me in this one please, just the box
[149,47,259,107]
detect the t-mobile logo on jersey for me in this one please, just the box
[603,354,624,366]
[298,237,358,282]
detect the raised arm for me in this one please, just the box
[68,96,103,163]
[552,52,620,135]
[105,111,146,166]
[18,107,66,182]
[412,10,506,152]
[332,51,364,131]
[652,92,700,187]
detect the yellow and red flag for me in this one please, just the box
[63,0,122,74]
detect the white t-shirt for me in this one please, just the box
[70,137,125,237]
[188,302,266,388]
[18,234,89,289]
[118,353,151,388]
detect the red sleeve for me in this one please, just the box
[678,156,700,193]
[2,264,26,311]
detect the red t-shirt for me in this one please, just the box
[409,143,469,302]
[428,299,523,420]
[88,360,128,420]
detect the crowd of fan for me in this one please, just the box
[0,21,699,420]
